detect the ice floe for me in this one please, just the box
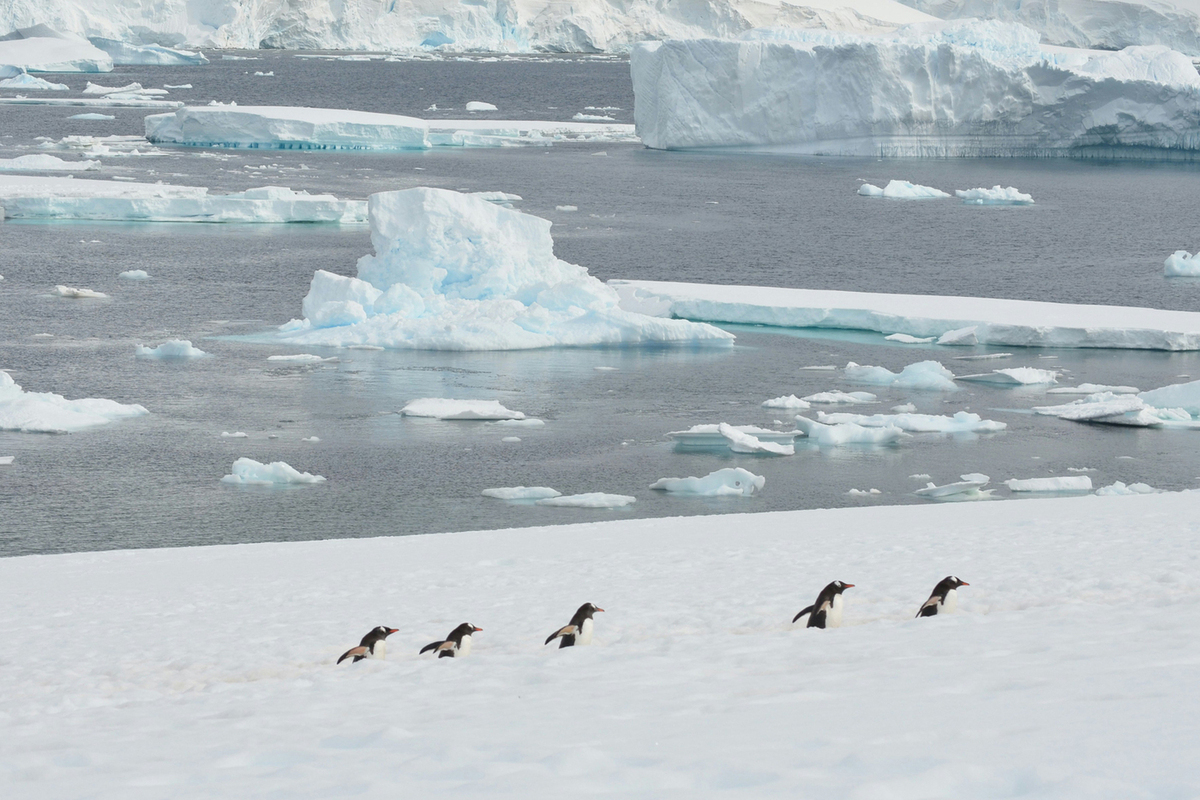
[762,394,811,410]
[267,354,331,363]
[482,486,561,500]
[465,101,497,111]
[535,492,636,508]
[1095,481,1162,496]
[857,180,949,199]
[667,424,798,450]
[847,487,882,496]
[914,473,994,500]
[956,186,1034,205]
[220,457,326,485]
[793,416,909,446]
[1046,383,1139,394]
[649,467,765,496]
[718,422,795,455]
[402,398,525,420]
[1005,476,1094,492]
[1034,379,1200,427]
[0,154,100,172]
[844,360,958,391]
[272,188,731,351]
[87,38,208,66]
[814,410,1005,433]
[0,369,148,433]
[0,456,12,465]
[956,367,1058,386]
[1165,251,1200,277]
[0,73,68,90]
[53,285,107,298]
[119,269,149,279]
[69,113,115,120]
[221,431,248,438]
[803,390,878,404]
[135,340,209,359]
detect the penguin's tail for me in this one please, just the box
[792,605,814,624]
[419,640,445,654]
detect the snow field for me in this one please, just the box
[2,494,1199,796]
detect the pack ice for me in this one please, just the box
[272,188,733,351]
[631,20,1200,157]
[0,369,148,433]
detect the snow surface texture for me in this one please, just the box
[144,106,636,151]
[956,185,1034,204]
[134,339,208,359]
[273,188,732,351]
[611,279,1200,350]
[858,180,949,199]
[0,33,113,72]
[1165,250,1200,276]
[0,369,148,433]
[631,20,1200,158]
[220,457,326,485]
[0,0,933,53]
[401,399,525,420]
[12,493,1197,794]
[0,176,366,223]
[650,467,766,496]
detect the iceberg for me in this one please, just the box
[762,394,811,410]
[1139,377,1200,415]
[815,410,1005,433]
[0,176,367,223]
[1165,251,1200,277]
[956,186,1034,205]
[956,367,1059,386]
[87,37,207,66]
[844,360,958,391]
[649,467,765,496]
[793,415,909,446]
[0,72,67,90]
[272,188,731,351]
[220,457,326,485]
[135,340,209,359]
[610,279,1200,350]
[401,399,525,420]
[858,180,949,199]
[0,369,148,433]
[631,21,1200,158]
[1005,476,1094,492]
[482,486,561,500]
[666,424,798,450]
[535,493,636,508]
[0,29,113,72]
[119,269,149,280]
[718,422,795,455]
[0,154,100,172]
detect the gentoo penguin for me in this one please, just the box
[544,603,605,648]
[916,576,969,617]
[336,625,398,664]
[419,623,482,658]
[792,581,855,628]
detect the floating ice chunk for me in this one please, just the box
[267,353,329,363]
[885,333,934,343]
[135,340,209,359]
[857,183,884,197]
[483,486,561,500]
[402,398,525,420]
[0,154,100,172]
[69,113,115,120]
[574,113,615,121]
[957,367,1058,386]
[762,394,811,410]
[802,390,878,404]
[254,71,274,77]
[956,186,1034,205]
[221,431,248,438]
[119,270,149,280]
[954,352,1013,361]
[1047,383,1139,394]
[909,473,933,480]
[881,180,950,199]
[536,492,636,508]
[164,84,192,90]
[83,81,147,95]
[1005,476,1094,492]
[220,457,326,485]
[1165,251,1200,277]
[800,365,838,371]
[302,436,320,442]
[815,410,1006,433]
[915,473,994,500]
[1095,481,1161,496]
[0,34,113,72]
[484,418,545,428]
[844,360,958,391]
[892,403,917,413]
[1067,467,1095,472]
[593,366,617,371]
[1034,392,1156,425]
[0,369,148,433]
[650,467,765,496]
[0,73,68,91]
[466,101,498,111]
[0,456,13,465]
[1139,377,1200,415]
[87,39,208,66]
[847,488,883,496]
[556,205,578,211]
[501,436,520,442]
[54,285,107,298]
[793,416,908,446]
[718,422,794,455]
[667,424,797,449]
[937,326,979,345]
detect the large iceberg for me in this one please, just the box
[631,21,1200,158]
[0,370,148,433]
[0,27,113,72]
[272,188,732,351]
[87,37,207,65]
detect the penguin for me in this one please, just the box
[916,576,969,617]
[336,625,398,664]
[544,603,605,648]
[419,623,482,658]
[792,581,854,628]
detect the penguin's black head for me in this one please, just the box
[452,623,482,637]
[947,576,969,588]
[578,603,605,615]
[832,581,855,593]
[374,626,399,638]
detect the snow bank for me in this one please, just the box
[1095,481,1161,496]
[631,21,1200,157]
[0,32,113,72]
[272,188,731,351]
[402,399,525,420]
[816,410,1005,433]
[956,367,1058,385]
[135,340,209,360]
[956,185,1034,205]
[0,154,99,171]
[0,72,68,90]
[650,467,765,496]
[610,279,1200,350]
[844,360,958,391]
[793,415,909,446]
[0,176,366,223]
[482,486,561,501]
[0,369,148,433]
[87,37,208,65]
[718,422,795,455]
[1165,251,1200,276]
[220,457,326,485]
[535,493,636,508]
[1006,476,1094,492]
[858,180,949,199]
[667,424,798,449]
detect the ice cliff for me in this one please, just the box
[631,20,1200,157]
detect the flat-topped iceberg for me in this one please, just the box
[536,493,636,508]
[631,20,1200,157]
[221,457,326,485]
[272,188,732,351]
[0,370,148,433]
[0,154,99,172]
[650,467,765,496]
[611,279,1200,350]
[482,486,561,501]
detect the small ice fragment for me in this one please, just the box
[860,180,949,199]
[802,390,877,404]
[957,367,1058,386]
[857,183,883,197]
[221,431,248,438]
[763,394,811,410]
[465,101,497,112]
[483,486,560,500]
[119,270,150,280]
[718,422,794,455]
[1066,467,1095,472]
[591,151,608,156]
[485,418,544,428]
[909,473,932,480]
[800,365,838,371]
[650,467,764,496]
[594,366,617,371]
[1095,481,1161,496]
[54,285,107,299]
[885,333,935,343]
[69,113,116,120]
[254,71,274,77]
[267,353,329,363]
[220,457,325,485]
[955,186,1034,205]
[302,436,320,442]
[847,488,882,496]
[556,205,578,212]
[401,398,524,420]
[953,353,1013,361]
[892,403,917,413]
[1004,476,1093,492]
[573,112,615,121]
[1164,251,1200,277]
[135,340,208,359]
[536,492,635,508]
[0,456,14,465]
[164,84,192,89]
[1047,383,1139,394]
[501,436,521,442]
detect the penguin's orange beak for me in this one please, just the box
[386,628,399,634]
[596,608,606,613]
[844,583,856,588]
[472,626,483,632]
[960,581,970,586]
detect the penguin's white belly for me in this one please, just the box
[577,618,594,646]
[942,588,957,614]
[827,594,844,628]
[369,641,386,659]
[457,634,472,656]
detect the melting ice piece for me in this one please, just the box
[402,398,525,420]
[1165,251,1200,277]
[267,354,331,362]
[0,74,68,91]
[815,410,1006,433]
[666,424,797,450]
[466,101,498,111]
[1005,476,1093,492]
[956,186,1034,205]
[650,467,765,496]
[220,457,326,485]
[915,473,993,500]
[54,285,107,298]
[957,367,1058,386]
[221,431,248,438]
[536,492,636,508]
[0,370,148,433]
[885,333,935,343]
[762,394,811,410]
[1047,383,1139,394]
[135,340,209,359]
[69,113,116,120]
[844,360,958,391]
[802,390,877,404]
[119,270,150,280]
[793,416,908,446]
[1033,393,1160,426]
[718,422,794,454]
[0,456,13,465]
[1095,481,1161,496]
[482,486,561,500]
[847,488,882,496]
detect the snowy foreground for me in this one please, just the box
[613,279,1200,350]
[2,493,1199,796]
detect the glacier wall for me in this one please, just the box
[631,21,1200,158]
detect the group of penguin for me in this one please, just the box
[337,577,968,664]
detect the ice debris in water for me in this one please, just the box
[267,354,331,363]
[666,424,797,451]
[793,416,909,446]
[844,361,958,391]
[0,370,149,434]
[857,181,950,199]
[1005,476,1094,492]
[1047,383,1139,394]
[482,486,561,500]
[892,403,917,413]
[69,113,116,120]
[273,188,731,351]
[1095,481,1161,496]
[556,205,578,212]
[119,270,150,280]
[718,423,794,455]
[221,431,248,438]
[957,367,1058,386]
[221,457,326,485]
[465,101,498,111]
[762,394,811,410]
[0,154,99,171]
[1165,251,1200,276]
[814,410,1005,433]
[956,186,1034,205]
[803,390,878,404]
[649,467,765,496]
[0,73,69,91]
[402,399,525,420]
[915,473,994,501]
[54,285,107,299]
[847,488,882,496]
[135,340,209,359]
[536,492,636,508]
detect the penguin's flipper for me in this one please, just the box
[916,599,940,618]
[419,640,446,655]
[436,641,458,658]
[559,634,576,649]
[545,625,578,645]
[807,608,827,629]
[337,645,369,664]
[792,605,815,624]
[437,649,456,658]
